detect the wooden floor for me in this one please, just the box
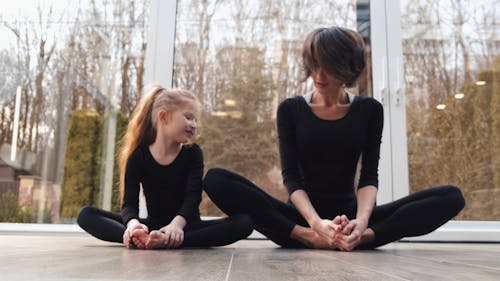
[1,233,499,281]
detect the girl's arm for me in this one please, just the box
[176,144,203,223]
[157,215,186,249]
[121,150,142,225]
[121,150,149,248]
[158,145,203,248]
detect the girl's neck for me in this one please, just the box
[149,135,182,164]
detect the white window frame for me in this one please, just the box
[373,0,500,242]
[144,0,177,88]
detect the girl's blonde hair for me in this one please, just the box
[119,84,200,203]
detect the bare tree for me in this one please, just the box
[402,0,500,220]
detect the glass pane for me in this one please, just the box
[173,0,371,216]
[401,0,500,220]
[0,0,150,223]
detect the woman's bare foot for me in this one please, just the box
[308,231,340,249]
[131,228,149,249]
[359,227,375,245]
[145,230,168,249]
[291,225,339,250]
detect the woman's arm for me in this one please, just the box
[355,185,377,225]
[278,99,340,240]
[335,185,376,251]
[337,99,384,251]
[277,99,305,195]
[290,190,341,239]
[343,185,377,235]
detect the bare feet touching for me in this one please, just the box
[130,228,149,249]
[332,215,375,251]
[128,228,183,250]
[145,230,167,249]
[295,215,374,251]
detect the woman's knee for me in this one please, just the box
[232,214,254,238]
[442,185,466,214]
[203,167,231,192]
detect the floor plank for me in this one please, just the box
[1,234,499,281]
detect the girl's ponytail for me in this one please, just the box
[118,84,163,204]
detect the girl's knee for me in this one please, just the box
[76,206,93,228]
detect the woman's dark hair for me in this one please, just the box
[302,26,366,87]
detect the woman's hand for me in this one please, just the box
[123,219,149,249]
[311,215,347,245]
[334,185,377,251]
[335,218,368,251]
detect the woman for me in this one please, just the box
[203,26,465,251]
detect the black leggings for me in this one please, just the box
[203,168,465,249]
[77,206,253,248]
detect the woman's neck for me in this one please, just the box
[312,89,349,107]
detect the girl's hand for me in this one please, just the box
[123,220,149,249]
[152,224,184,249]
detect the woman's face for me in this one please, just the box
[310,66,343,96]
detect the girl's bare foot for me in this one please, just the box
[131,229,149,249]
[146,230,167,249]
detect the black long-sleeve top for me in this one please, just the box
[277,95,383,217]
[121,143,203,229]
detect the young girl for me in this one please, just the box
[77,85,253,249]
[203,26,465,251]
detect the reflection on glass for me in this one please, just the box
[173,0,370,215]
[0,0,150,223]
[401,0,500,220]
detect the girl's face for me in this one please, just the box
[161,102,200,144]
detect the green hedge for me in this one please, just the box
[60,110,128,218]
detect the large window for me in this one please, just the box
[401,0,500,221]
[4,0,497,239]
[0,0,150,223]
